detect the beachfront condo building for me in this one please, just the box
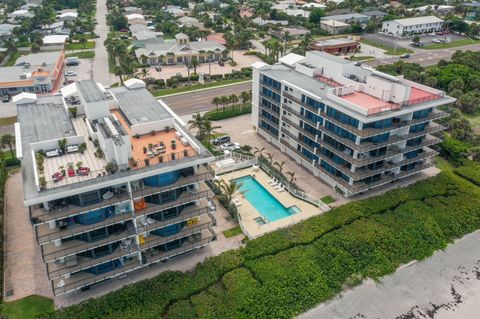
[14,79,216,295]
[251,51,454,197]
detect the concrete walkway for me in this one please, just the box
[299,230,480,319]
[3,172,52,301]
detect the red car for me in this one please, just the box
[68,168,75,177]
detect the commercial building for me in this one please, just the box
[135,33,227,66]
[251,52,453,196]
[321,13,370,25]
[309,38,360,55]
[382,16,444,36]
[0,50,65,96]
[15,79,216,295]
[320,19,350,34]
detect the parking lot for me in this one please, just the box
[362,32,467,51]
[145,50,261,80]
[64,58,94,83]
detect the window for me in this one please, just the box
[361,132,390,144]
[321,147,351,167]
[412,108,432,119]
[325,121,357,142]
[302,148,319,162]
[409,123,427,133]
[327,107,359,128]
[320,160,350,182]
[302,108,324,125]
[364,118,393,129]
[323,134,354,155]
[302,95,325,112]
[406,136,424,147]
[261,109,279,125]
[260,120,279,137]
[261,75,281,90]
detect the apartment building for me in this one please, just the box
[252,52,454,197]
[15,79,216,295]
[382,16,444,36]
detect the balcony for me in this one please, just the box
[134,183,212,218]
[282,116,317,140]
[281,128,316,154]
[51,230,214,295]
[140,214,213,251]
[42,226,136,263]
[47,242,140,280]
[259,113,280,128]
[131,168,214,200]
[31,191,131,225]
[37,210,135,245]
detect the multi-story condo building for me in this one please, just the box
[14,79,216,295]
[252,51,454,197]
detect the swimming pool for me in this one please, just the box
[233,176,299,222]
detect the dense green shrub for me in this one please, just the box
[205,105,251,121]
[454,162,480,185]
[51,172,480,319]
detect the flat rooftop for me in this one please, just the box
[111,87,172,125]
[77,80,106,103]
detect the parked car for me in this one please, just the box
[410,42,423,47]
[220,142,240,151]
[155,65,161,72]
[211,135,230,146]
[119,28,128,32]
[2,95,10,103]
[400,53,410,59]
[218,60,225,66]
[436,30,448,35]
[65,71,77,76]
[431,38,442,43]
[120,35,129,40]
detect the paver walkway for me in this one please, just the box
[3,172,52,301]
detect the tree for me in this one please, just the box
[1,134,15,158]
[265,152,275,164]
[220,96,229,112]
[240,91,250,108]
[190,58,199,74]
[212,97,220,113]
[219,180,245,207]
[456,92,480,114]
[79,36,87,49]
[309,8,325,24]
[140,68,148,80]
[253,146,265,157]
[229,94,239,110]
[286,171,296,184]
[274,161,286,173]
[412,35,420,44]
[58,138,67,153]
[447,118,473,140]
[114,66,124,85]
[188,113,205,137]
[202,120,221,141]
[469,146,480,162]
[448,78,465,93]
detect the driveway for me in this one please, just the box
[211,114,346,205]
[3,172,52,301]
[146,51,261,80]
[299,230,480,319]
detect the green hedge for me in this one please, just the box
[454,162,480,185]
[51,171,480,319]
[205,105,252,121]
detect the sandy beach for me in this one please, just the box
[299,230,480,319]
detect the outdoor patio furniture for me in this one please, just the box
[78,167,90,176]
[67,168,75,177]
[232,198,242,207]
[267,179,276,185]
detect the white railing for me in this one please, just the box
[213,152,258,175]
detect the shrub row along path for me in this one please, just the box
[300,229,480,319]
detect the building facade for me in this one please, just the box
[15,79,216,295]
[309,38,360,55]
[252,52,454,197]
[382,16,444,36]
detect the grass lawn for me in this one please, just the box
[461,111,480,133]
[222,226,243,238]
[423,38,480,50]
[320,195,335,204]
[151,78,251,97]
[1,295,54,319]
[4,51,23,67]
[360,39,414,55]
[65,41,96,50]
[66,51,95,59]
[434,155,454,173]
[0,116,16,126]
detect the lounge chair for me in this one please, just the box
[267,179,276,185]
[274,183,283,190]
[232,198,242,207]
[277,185,285,193]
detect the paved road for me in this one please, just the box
[367,42,480,67]
[92,0,110,86]
[159,82,252,115]
[299,230,480,319]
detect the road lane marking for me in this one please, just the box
[241,130,254,134]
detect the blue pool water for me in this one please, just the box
[233,176,298,222]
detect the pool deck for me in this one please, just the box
[219,168,324,239]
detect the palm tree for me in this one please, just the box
[253,146,265,157]
[265,152,275,164]
[1,134,15,158]
[219,180,245,207]
[190,58,199,74]
[140,68,148,80]
[202,120,221,141]
[220,96,229,112]
[229,94,239,110]
[114,66,124,85]
[274,161,286,173]
[240,91,250,108]
[286,171,296,184]
[188,113,205,136]
[212,97,221,113]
